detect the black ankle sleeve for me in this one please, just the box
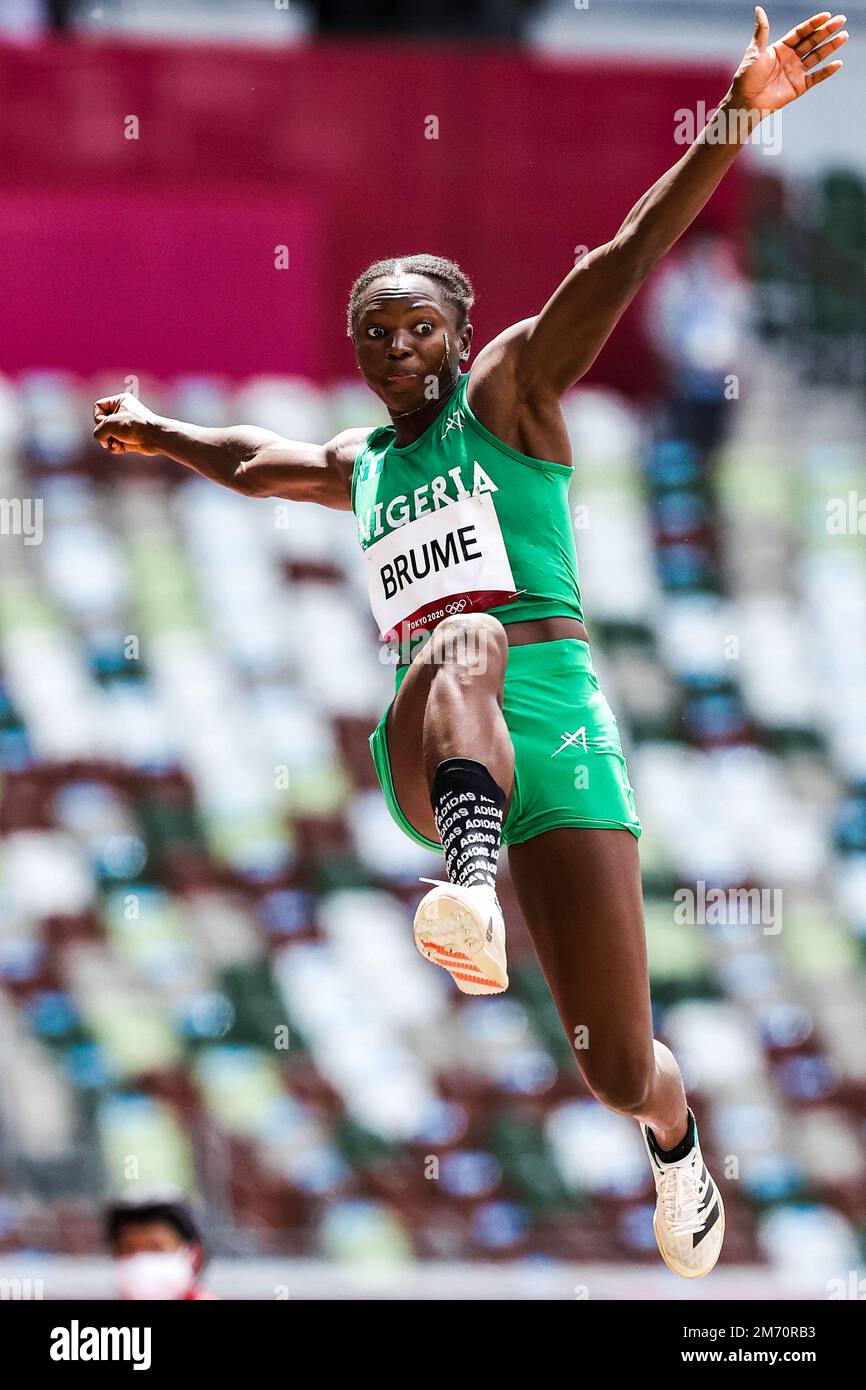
[429,758,507,890]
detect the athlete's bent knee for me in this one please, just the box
[427,613,508,674]
[583,1063,653,1117]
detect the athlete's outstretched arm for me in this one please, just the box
[93,392,368,509]
[514,7,848,398]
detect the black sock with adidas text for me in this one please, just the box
[430,757,507,890]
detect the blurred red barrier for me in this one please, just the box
[0,37,742,388]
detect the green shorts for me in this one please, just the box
[368,637,641,852]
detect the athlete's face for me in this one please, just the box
[352,274,472,409]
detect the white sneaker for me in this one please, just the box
[412,878,508,995]
[640,1109,725,1278]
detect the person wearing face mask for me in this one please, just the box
[106,1197,218,1301]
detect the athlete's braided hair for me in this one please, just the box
[346,254,475,338]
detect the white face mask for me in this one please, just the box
[115,1249,195,1301]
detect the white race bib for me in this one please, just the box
[364,493,517,641]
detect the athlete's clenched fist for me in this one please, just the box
[93,392,162,455]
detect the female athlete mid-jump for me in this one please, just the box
[94,9,847,1278]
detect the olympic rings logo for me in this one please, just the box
[445,599,469,615]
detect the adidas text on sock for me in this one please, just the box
[430,757,507,890]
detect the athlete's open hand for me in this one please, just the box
[730,7,848,115]
[93,392,162,456]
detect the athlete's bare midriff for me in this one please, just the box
[499,615,589,648]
